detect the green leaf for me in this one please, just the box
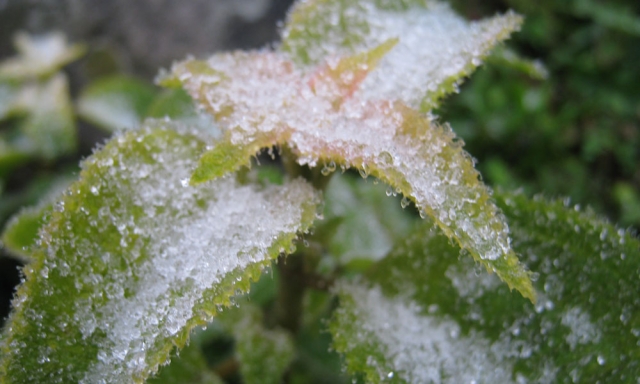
[1,174,76,262]
[487,47,549,80]
[17,74,77,160]
[1,205,51,262]
[330,191,640,383]
[217,302,295,384]
[282,0,522,110]
[146,89,222,139]
[0,73,76,173]
[322,173,417,265]
[0,32,85,80]
[0,121,321,383]
[190,134,281,184]
[170,48,532,299]
[77,75,157,132]
[146,89,199,120]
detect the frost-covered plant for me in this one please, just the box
[0,33,83,175]
[1,1,639,383]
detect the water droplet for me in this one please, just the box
[400,196,410,209]
[386,186,393,197]
[597,355,605,365]
[54,201,65,213]
[321,161,337,176]
[599,229,608,241]
[387,371,394,379]
[378,151,393,165]
[530,272,540,282]
[180,178,190,187]
[358,163,370,178]
[90,185,100,195]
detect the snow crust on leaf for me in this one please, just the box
[0,32,85,80]
[332,283,521,383]
[14,74,76,159]
[282,0,522,109]
[170,49,529,285]
[332,191,640,382]
[0,121,320,383]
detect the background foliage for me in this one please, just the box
[443,0,640,230]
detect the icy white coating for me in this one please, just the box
[18,73,76,158]
[561,307,602,351]
[339,283,523,383]
[0,32,83,78]
[283,0,521,108]
[175,49,512,260]
[77,129,316,382]
[445,263,501,299]
[3,124,319,383]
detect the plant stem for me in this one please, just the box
[273,145,333,334]
[274,253,306,334]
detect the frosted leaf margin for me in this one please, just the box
[281,0,522,110]
[0,121,320,383]
[165,46,534,300]
[330,190,640,382]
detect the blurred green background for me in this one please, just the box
[444,0,640,230]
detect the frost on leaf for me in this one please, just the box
[331,283,519,383]
[282,0,522,110]
[1,174,76,262]
[0,121,320,383]
[330,191,640,383]
[1,204,49,262]
[0,32,84,80]
[166,43,533,299]
[19,74,77,159]
[0,74,76,166]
